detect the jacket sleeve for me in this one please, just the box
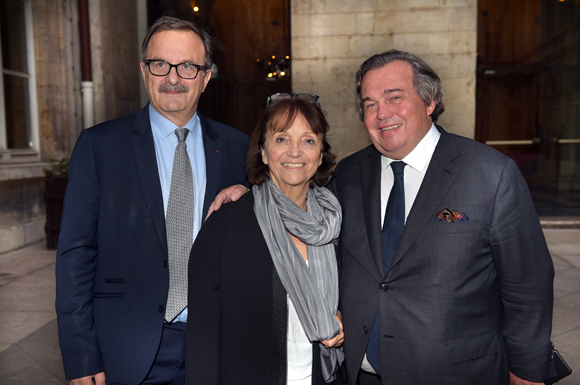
[489,158,554,381]
[55,129,105,380]
[186,207,223,385]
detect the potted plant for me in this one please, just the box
[44,157,69,250]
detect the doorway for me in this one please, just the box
[476,0,580,215]
[147,0,292,137]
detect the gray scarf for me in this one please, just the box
[253,178,344,382]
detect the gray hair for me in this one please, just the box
[355,50,445,123]
[141,16,213,70]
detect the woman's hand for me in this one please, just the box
[321,311,344,348]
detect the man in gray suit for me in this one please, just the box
[210,50,556,385]
[327,50,555,385]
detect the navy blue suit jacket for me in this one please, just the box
[55,105,249,383]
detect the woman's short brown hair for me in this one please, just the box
[247,97,336,187]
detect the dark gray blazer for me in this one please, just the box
[328,127,555,385]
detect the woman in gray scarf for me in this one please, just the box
[186,94,345,385]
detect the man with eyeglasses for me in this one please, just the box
[55,16,248,385]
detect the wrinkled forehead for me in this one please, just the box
[362,62,415,96]
[147,30,206,62]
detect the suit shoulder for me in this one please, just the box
[446,132,511,164]
[204,193,256,234]
[86,109,141,137]
[72,109,145,153]
[200,115,249,142]
[213,192,255,219]
[336,145,376,171]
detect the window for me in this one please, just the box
[0,0,40,163]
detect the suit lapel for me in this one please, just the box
[131,106,167,254]
[360,148,385,275]
[200,115,221,219]
[389,128,461,272]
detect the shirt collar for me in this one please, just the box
[149,104,202,140]
[381,124,441,174]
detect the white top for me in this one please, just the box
[287,296,312,384]
[361,124,440,373]
[287,254,313,384]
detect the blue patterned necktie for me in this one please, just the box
[366,161,406,374]
[165,128,194,322]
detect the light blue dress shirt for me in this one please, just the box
[149,104,207,322]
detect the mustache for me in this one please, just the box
[158,83,189,92]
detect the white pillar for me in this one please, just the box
[81,80,94,129]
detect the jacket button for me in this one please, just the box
[163,260,167,268]
[363,325,368,334]
[380,283,389,292]
[158,305,164,313]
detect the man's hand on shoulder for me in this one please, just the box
[510,372,544,385]
[70,372,106,385]
[206,184,249,219]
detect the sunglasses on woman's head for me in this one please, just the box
[266,93,321,108]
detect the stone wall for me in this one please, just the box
[90,0,142,125]
[0,0,80,254]
[0,0,141,254]
[34,0,81,159]
[291,0,477,158]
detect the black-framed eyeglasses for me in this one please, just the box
[266,93,321,107]
[145,60,206,79]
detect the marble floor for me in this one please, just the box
[0,230,579,384]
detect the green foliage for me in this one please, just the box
[43,157,69,179]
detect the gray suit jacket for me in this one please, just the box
[328,127,554,385]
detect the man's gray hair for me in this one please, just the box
[355,50,445,123]
[141,16,213,70]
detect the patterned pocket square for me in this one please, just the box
[436,207,469,222]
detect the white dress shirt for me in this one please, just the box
[380,124,441,226]
[287,256,313,384]
[287,295,313,384]
[361,124,440,373]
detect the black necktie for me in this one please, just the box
[366,161,406,374]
